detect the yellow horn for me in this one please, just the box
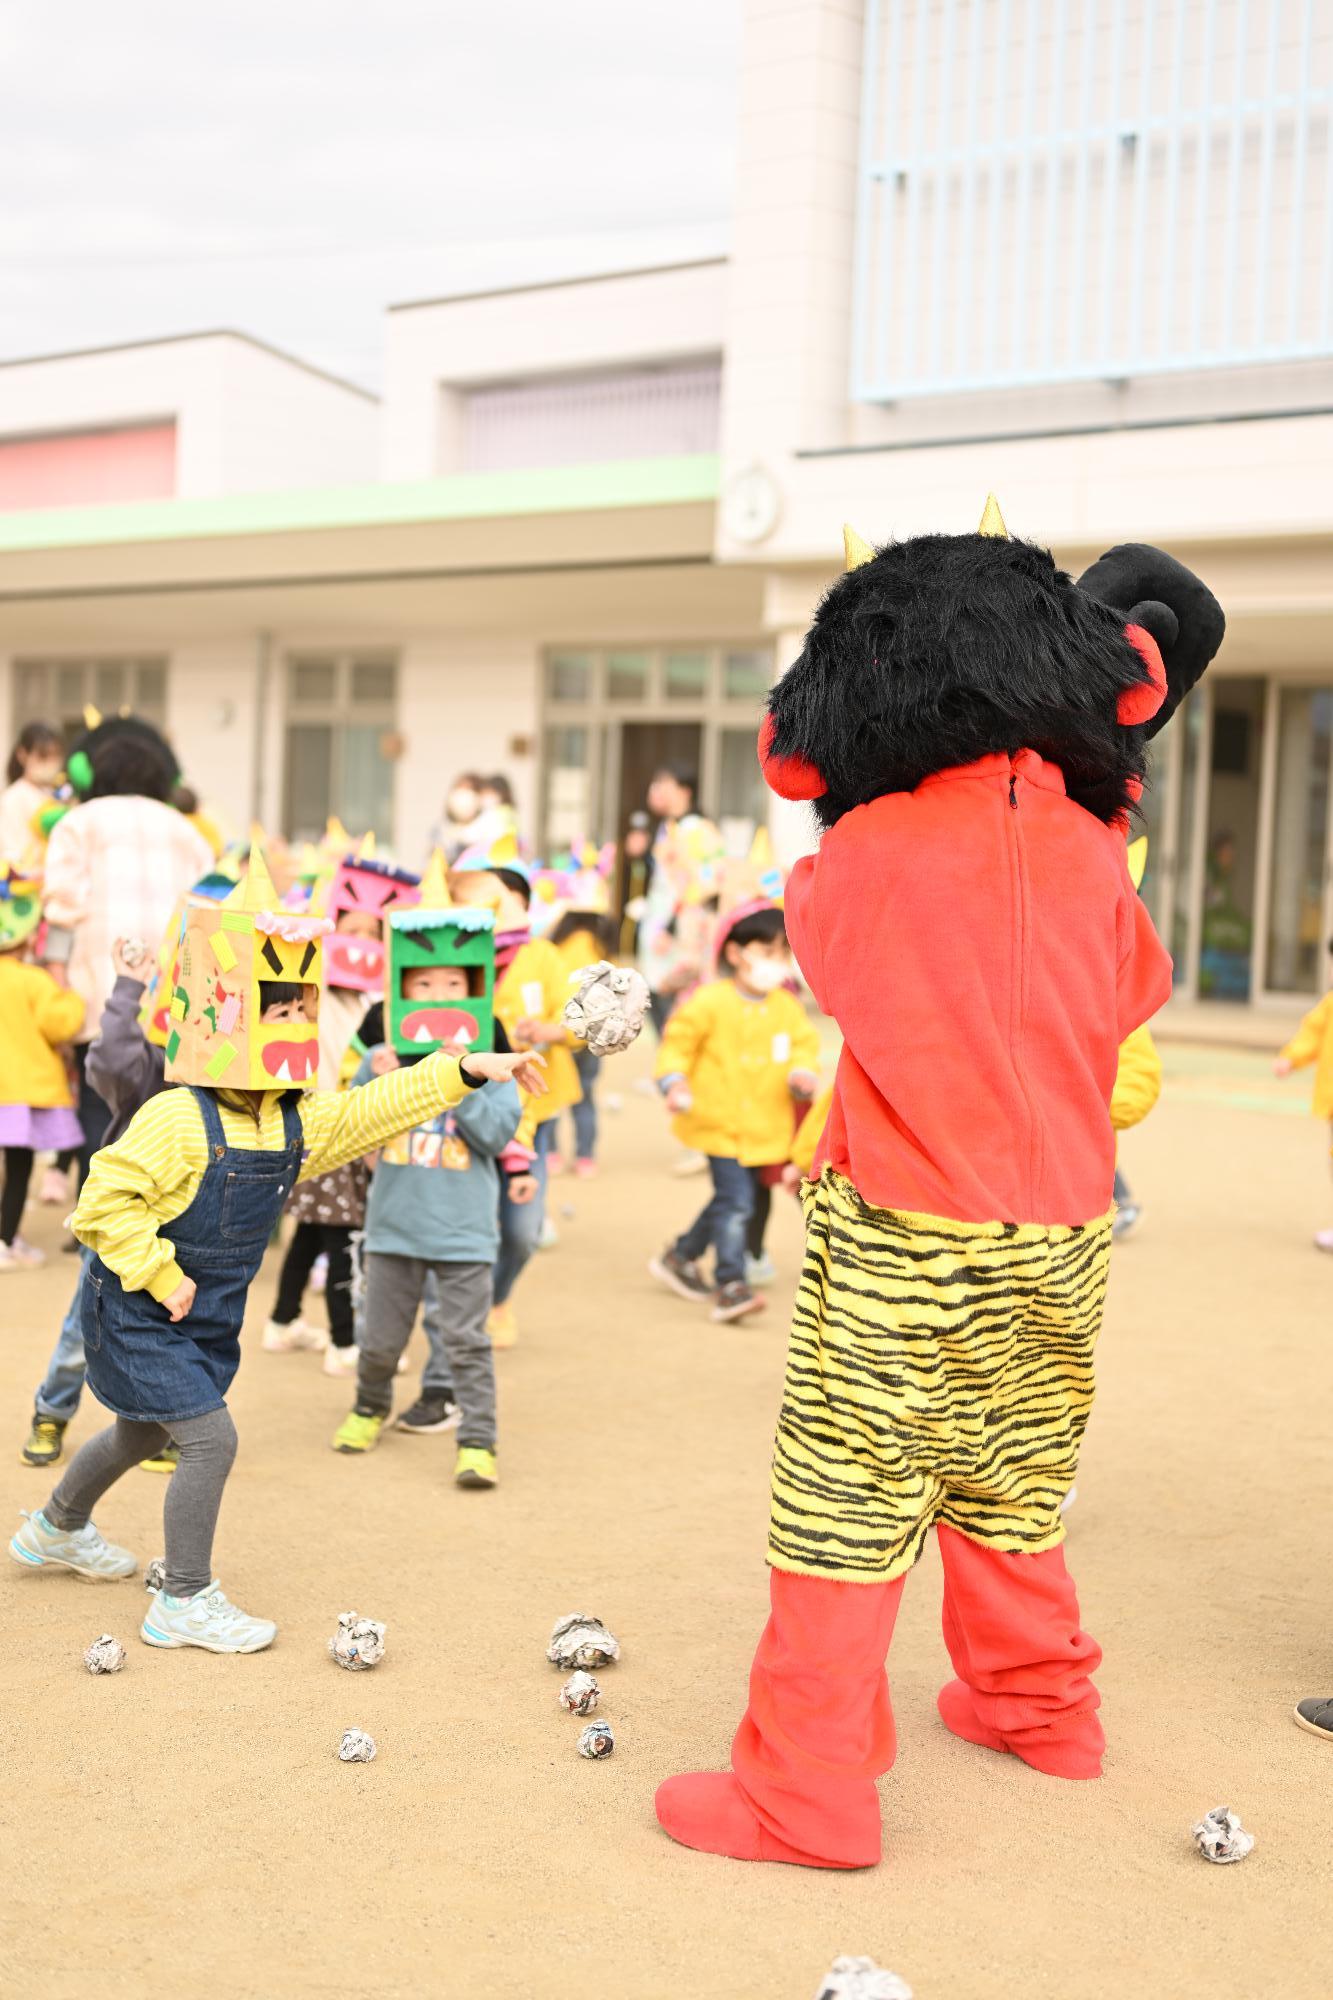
[843,524,876,571]
[82,703,103,730]
[977,493,1009,538]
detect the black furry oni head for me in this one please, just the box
[761,533,1224,830]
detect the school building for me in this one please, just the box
[1,0,1331,1013]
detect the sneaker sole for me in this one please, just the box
[1293,1705,1333,1741]
[455,1472,497,1489]
[394,1416,460,1435]
[333,1441,378,1454]
[711,1297,767,1323]
[8,1535,135,1581]
[647,1257,712,1305]
[20,1449,63,1468]
[140,1619,276,1654]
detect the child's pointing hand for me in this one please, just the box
[460,1049,549,1097]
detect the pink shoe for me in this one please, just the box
[40,1166,70,1206]
[547,1154,568,1177]
[574,1158,597,1180]
[1314,1229,1333,1253]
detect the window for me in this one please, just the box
[606,652,649,702]
[548,653,593,703]
[11,657,169,741]
[664,652,710,702]
[284,654,397,842]
[459,361,722,474]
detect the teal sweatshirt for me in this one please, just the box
[352,1050,521,1263]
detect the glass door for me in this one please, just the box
[1137,685,1211,1000]
[1257,685,1333,1000]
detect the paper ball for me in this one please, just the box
[559,1671,601,1716]
[84,1634,126,1675]
[338,1729,377,1764]
[577,1720,615,1760]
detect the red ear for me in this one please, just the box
[1117,625,1167,726]
[757,714,825,801]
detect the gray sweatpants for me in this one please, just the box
[45,1407,238,1600]
[359,1255,496,1449]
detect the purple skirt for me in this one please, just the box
[0,1104,83,1150]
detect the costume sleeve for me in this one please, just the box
[1109,1025,1162,1132]
[297,1050,469,1179]
[71,1093,207,1303]
[782,856,827,1012]
[1116,891,1174,1043]
[33,970,86,1049]
[1278,994,1333,1070]
[41,811,90,932]
[85,975,154,1115]
[654,988,708,1084]
[452,1078,522,1157]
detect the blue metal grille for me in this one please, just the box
[852,0,1333,401]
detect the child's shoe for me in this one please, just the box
[455,1446,498,1488]
[1111,1203,1141,1240]
[0,1237,45,1271]
[395,1396,460,1434]
[40,1165,70,1206]
[547,1153,567,1177]
[9,1508,137,1580]
[322,1342,360,1378]
[538,1216,559,1249]
[1314,1228,1333,1254]
[333,1407,386,1453]
[649,1248,713,1303]
[746,1252,777,1286]
[141,1580,276,1654]
[22,1416,66,1467]
[1294,1697,1333,1741]
[574,1158,597,1180]
[712,1281,765,1324]
[487,1302,519,1349]
[138,1443,180,1475]
[262,1316,327,1354]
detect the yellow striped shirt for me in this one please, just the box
[72,1054,470,1303]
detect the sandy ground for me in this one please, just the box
[1,1040,1331,2000]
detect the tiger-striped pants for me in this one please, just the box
[768,1170,1114,1583]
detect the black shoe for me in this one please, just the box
[711,1281,766,1324]
[648,1248,713,1302]
[395,1396,460,1435]
[1294,1697,1333,1741]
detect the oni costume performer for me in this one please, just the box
[656,501,1224,1869]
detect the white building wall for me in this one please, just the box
[393,635,541,861]
[380,262,729,481]
[163,642,265,839]
[216,342,377,493]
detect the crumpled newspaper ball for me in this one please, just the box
[329,1611,386,1671]
[577,1720,615,1760]
[338,1729,377,1764]
[1192,1805,1255,1864]
[84,1634,127,1675]
[547,1611,621,1671]
[559,1671,601,1715]
[814,1957,914,2000]
[562,962,651,1057]
[144,1557,166,1594]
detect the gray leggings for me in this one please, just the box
[45,1407,238,1600]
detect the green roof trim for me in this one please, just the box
[0,454,720,554]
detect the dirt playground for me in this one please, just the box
[1,1041,1330,2000]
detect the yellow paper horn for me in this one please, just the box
[977,493,1009,538]
[1126,836,1148,892]
[843,524,876,571]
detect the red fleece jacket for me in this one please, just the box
[786,749,1173,1227]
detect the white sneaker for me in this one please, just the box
[671,1151,709,1178]
[1059,1485,1079,1516]
[322,1343,359,1378]
[141,1579,276,1654]
[746,1252,778,1287]
[9,1508,137,1580]
[262,1316,327,1354]
[0,1237,45,1272]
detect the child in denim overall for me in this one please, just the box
[10,966,544,1654]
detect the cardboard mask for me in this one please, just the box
[139,872,234,1048]
[321,837,420,993]
[0,866,41,953]
[385,851,496,1058]
[164,845,332,1089]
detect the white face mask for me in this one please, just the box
[740,954,787,993]
[447,788,479,822]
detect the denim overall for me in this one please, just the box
[83,1087,304,1425]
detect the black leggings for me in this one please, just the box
[1,1148,33,1244]
[746,1173,772,1262]
[272,1222,355,1346]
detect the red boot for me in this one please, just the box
[656,1567,906,1868]
[935,1522,1104,1779]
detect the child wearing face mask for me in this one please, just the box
[650,904,820,1323]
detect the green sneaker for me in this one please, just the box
[455,1446,498,1489]
[138,1442,180,1474]
[22,1416,66,1467]
[333,1407,387,1454]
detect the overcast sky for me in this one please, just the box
[1,2,739,388]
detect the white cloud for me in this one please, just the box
[0,0,739,385]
